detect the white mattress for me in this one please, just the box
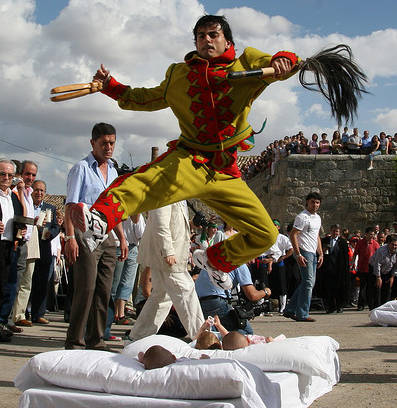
[16,335,340,408]
[18,363,339,408]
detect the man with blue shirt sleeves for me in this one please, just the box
[283,192,323,322]
[195,263,269,335]
[64,123,127,350]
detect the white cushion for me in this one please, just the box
[123,334,339,380]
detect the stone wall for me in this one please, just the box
[247,155,397,233]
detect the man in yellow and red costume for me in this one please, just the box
[69,15,299,289]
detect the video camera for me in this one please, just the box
[186,201,209,228]
[228,282,273,330]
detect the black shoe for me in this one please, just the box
[326,309,337,314]
[282,311,297,320]
[337,308,343,313]
[357,306,364,311]
[0,329,12,342]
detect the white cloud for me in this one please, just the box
[0,0,396,194]
[373,109,397,131]
[306,103,328,119]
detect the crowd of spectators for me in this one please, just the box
[240,128,397,180]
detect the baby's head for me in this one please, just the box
[222,331,249,350]
[138,345,176,370]
[195,331,222,350]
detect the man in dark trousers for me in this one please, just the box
[320,224,349,313]
[0,159,25,341]
[30,180,59,324]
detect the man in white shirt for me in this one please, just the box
[283,192,323,322]
[0,159,25,341]
[10,160,39,328]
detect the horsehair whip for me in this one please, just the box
[228,44,369,126]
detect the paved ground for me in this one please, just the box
[1,307,396,407]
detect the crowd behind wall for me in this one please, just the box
[240,127,397,180]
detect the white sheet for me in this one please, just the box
[18,365,339,408]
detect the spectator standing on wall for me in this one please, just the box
[353,227,380,311]
[341,126,350,153]
[347,127,361,154]
[360,130,372,154]
[331,130,343,154]
[390,133,397,155]
[288,135,299,155]
[309,134,319,155]
[319,133,331,154]
[379,131,390,155]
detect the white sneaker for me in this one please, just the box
[70,203,108,252]
[192,249,233,290]
[367,165,373,170]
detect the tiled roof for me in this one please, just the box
[237,155,261,168]
[44,194,66,212]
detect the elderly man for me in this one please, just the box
[0,159,24,341]
[11,160,39,328]
[68,15,298,290]
[29,180,59,324]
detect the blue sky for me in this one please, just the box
[2,0,397,194]
[35,0,397,36]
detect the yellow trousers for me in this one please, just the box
[93,146,278,272]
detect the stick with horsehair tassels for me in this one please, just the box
[227,44,368,127]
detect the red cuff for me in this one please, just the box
[101,76,128,100]
[270,51,298,67]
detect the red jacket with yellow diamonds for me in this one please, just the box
[104,45,299,155]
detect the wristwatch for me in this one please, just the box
[65,235,75,242]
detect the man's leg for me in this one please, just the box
[163,267,204,339]
[71,147,277,272]
[65,235,104,349]
[115,245,139,312]
[293,250,317,320]
[128,267,173,341]
[200,176,278,272]
[85,234,116,348]
[357,272,368,310]
[10,246,32,324]
[30,256,52,322]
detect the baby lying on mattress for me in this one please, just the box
[194,315,285,350]
[138,315,286,370]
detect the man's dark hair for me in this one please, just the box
[365,226,374,234]
[193,15,234,45]
[305,191,322,202]
[330,224,340,230]
[91,123,116,141]
[386,234,397,244]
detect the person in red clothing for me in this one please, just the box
[353,227,380,311]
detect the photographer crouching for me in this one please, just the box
[194,263,271,335]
